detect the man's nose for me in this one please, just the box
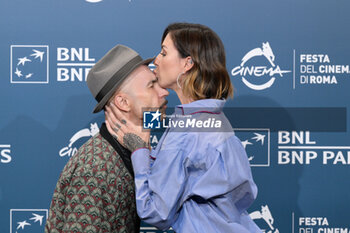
[159,87,169,98]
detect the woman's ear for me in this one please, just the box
[183,56,194,73]
[112,93,131,112]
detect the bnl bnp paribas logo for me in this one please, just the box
[231,42,291,90]
[10,209,48,233]
[11,45,95,83]
[57,47,95,82]
[10,45,49,84]
[234,129,270,167]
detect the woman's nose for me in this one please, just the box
[154,54,160,66]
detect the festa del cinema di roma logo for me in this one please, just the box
[231,42,291,90]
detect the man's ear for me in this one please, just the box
[112,93,131,112]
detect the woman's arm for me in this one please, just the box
[131,144,189,230]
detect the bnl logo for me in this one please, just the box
[10,45,49,84]
[143,110,162,129]
[10,209,48,233]
[234,129,270,167]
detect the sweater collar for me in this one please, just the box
[100,123,134,178]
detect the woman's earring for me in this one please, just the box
[177,72,184,89]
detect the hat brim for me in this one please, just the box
[92,57,154,113]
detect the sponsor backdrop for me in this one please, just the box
[1,0,349,232]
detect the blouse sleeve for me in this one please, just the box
[131,144,189,230]
[131,133,257,230]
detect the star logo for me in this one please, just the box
[30,49,45,62]
[143,110,162,129]
[29,213,44,226]
[17,57,31,66]
[14,68,23,77]
[10,45,49,84]
[25,73,33,79]
[16,220,31,230]
[252,133,266,145]
[241,139,253,149]
[150,110,161,122]
[235,129,270,167]
[10,209,48,233]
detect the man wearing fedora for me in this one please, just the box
[45,45,168,233]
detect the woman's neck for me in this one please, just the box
[173,87,193,105]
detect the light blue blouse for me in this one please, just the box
[132,99,261,233]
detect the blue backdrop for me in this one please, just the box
[1,0,350,232]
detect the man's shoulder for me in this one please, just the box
[57,132,132,189]
[74,132,131,176]
[74,132,115,159]
[60,133,113,176]
[76,132,103,155]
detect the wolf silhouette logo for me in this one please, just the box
[59,123,99,157]
[241,42,275,67]
[250,205,280,233]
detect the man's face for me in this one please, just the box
[125,65,169,119]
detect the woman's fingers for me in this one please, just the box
[106,103,129,130]
[105,119,122,142]
[106,105,119,125]
[105,105,125,142]
[105,103,151,150]
[109,103,127,123]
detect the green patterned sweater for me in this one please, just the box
[45,127,139,233]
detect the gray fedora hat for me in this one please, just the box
[87,44,153,113]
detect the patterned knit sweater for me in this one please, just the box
[45,125,139,233]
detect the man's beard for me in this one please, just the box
[159,99,168,119]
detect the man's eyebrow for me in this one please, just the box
[147,78,157,86]
[161,45,167,49]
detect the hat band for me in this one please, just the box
[95,55,142,103]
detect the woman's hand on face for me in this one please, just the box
[105,103,150,153]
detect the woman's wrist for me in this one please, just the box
[123,133,150,153]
